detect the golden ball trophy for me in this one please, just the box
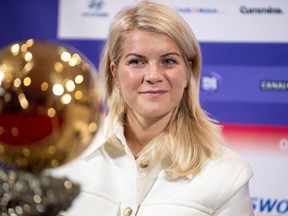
[0,39,103,215]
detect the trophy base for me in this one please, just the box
[0,167,80,215]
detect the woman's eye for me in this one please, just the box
[163,58,177,65]
[128,59,143,65]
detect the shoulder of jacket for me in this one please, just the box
[200,145,253,208]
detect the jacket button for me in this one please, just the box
[139,160,149,168]
[123,207,133,216]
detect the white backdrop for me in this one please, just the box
[58,0,288,43]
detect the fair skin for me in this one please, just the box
[110,30,190,156]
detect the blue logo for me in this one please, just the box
[87,0,104,11]
[82,0,108,17]
[252,197,288,214]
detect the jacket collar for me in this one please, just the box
[81,114,127,161]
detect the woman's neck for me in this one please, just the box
[124,111,172,157]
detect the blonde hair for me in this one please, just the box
[99,1,223,176]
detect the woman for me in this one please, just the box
[55,1,254,215]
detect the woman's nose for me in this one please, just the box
[144,64,163,84]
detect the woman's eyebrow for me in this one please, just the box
[161,52,181,58]
[125,53,146,59]
[124,52,181,60]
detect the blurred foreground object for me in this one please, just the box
[0,168,80,215]
[0,39,103,215]
[0,39,102,172]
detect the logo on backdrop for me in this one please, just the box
[176,6,224,15]
[200,71,221,92]
[260,80,288,91]
[252,197,288,214]
[240,6,284,15]
[82,0,108,17]
[88,0,104,10]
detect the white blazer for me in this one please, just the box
[52,119,254,216]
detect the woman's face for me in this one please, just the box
[110,30,190,120]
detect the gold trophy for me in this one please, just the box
[0,39,103,215]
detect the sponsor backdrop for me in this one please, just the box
[1,0,288,215]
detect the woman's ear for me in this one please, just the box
[110,62,119,88]
[185,61,193,88]
[188,61,193,71]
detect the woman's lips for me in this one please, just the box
[141,90,165,93]
[140,90,167,96]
